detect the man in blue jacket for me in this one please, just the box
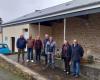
[16,35,26,62]
[71,39,84,78]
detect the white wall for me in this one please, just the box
[3,24,30,52]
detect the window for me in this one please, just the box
[0,44,8,48]
[23,28,29,40]
[23,28,28,32]
[0,44,3,48]
[3,44,8,48]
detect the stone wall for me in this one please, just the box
[49,13,100,58]
[29,24,52,41]
[29,24,39,39]
[66,13,100,58]
[40,25,52,41]
[52,22,64,49]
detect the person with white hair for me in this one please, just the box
[71,39,84,77]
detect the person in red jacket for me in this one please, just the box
[26,35,34,62]
[34,36,43,63]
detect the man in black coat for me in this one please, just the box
[71,40,84,77]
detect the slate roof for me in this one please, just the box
[2,0,100,26]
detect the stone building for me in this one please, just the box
[1,0,100,59]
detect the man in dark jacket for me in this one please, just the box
[71,40,84,77]
[43,34,49,65]
[61,40,72,75]
[34,36,42,63]
[16,35,26,62]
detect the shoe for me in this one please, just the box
[71,73,75,76]
[31,60,34,62]
[66,72,69,75]
[64,70,66,72]
[75,75,79,78]
[26,60,29,62]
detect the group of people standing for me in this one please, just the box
[16,34,84,78]
[16,34,56,65]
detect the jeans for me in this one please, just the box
[35,49,41,62]
[27,48,33,60]
[47,52,55,66]
[71,61,80,75]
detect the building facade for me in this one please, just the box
[1,0,100,60]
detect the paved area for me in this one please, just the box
[0,68,24,80]
[7,54,87,80]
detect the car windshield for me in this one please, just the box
[0,44,8,48]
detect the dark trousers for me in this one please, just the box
[63,57,70,73]
[44,52,47,65]
[35,49,41,62]
[18,49,25,62]
[27,48,33,60]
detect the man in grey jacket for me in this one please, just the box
[46,36,56,69]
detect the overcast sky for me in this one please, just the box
[0,0,71,23]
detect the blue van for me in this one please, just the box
[0,44,11,55]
